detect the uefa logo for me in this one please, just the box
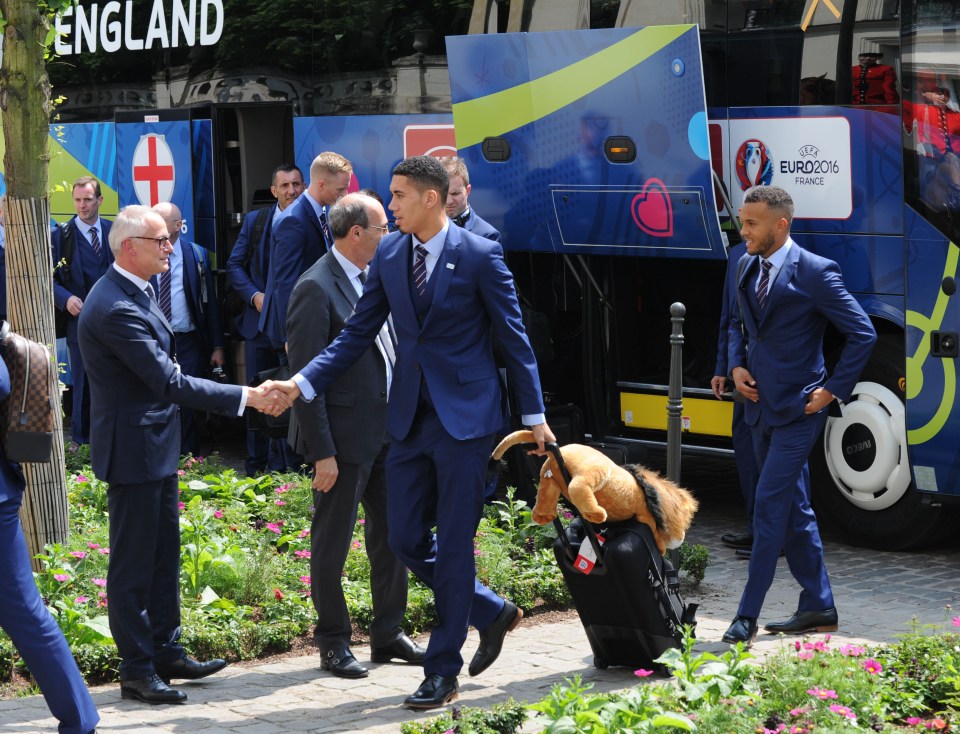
[735,139,774,191]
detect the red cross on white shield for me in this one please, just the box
[132,134,176,206]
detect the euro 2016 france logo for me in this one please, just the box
[735,139,774,191]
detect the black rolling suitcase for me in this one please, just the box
[544,443,698,672]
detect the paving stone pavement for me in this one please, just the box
[3,455,959,733]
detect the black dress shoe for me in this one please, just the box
[721,616,758,645]
[468,600,523,677]
[155,655,227,682]
[721,531,754,548]
[370,634,426,664]
[403,674,459,709]
[320,648,369,678]
[765,607,839,635]
[120,674,187,704]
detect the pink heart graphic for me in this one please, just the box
[631,179,673,238]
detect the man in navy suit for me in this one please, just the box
[440,156,501,242]
[711,241,760,556]
[287,193,424,679]
[152,202,226,457]
[226,164,304,475]
[722,186,876,645]
[260,151,352,349]
[275,156,553,709]
[52,176,113,445]
[78,205,288,704]
[0,355,99,732]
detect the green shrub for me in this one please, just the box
[678,542,709,585]
[400,699,528,734]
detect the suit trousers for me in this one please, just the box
[731,401,760,531]
[0,495,99,734]
[310,442,407,652]
[107,474,185,679]
[174,330,204,457]
[66,338,90,444]
[386,407,503,677]
[738,410,834,619]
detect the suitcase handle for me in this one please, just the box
[541,443,606,567]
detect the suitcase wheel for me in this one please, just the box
[593,655,609,670]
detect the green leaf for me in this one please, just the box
[199,586,221,605]
[652,711,696,730]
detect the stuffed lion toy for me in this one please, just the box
[492,431,699,554]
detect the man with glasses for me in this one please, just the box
[52,176,113,444]
[152,202,224,457]
[286,193,423,679]
[78,205,290,705]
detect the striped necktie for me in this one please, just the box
[757,259,772,311]
[89,227,102,257]
[359,270,396,366]
[412,245,428,297]
[158,269,173,321]
[319,209,332,247]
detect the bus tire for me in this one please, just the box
[809,337,952,550]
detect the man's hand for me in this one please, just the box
[247,381,293,416]
[270,379,302,403]
[526,422,557,455]
[710,375,727,400]
[805,387,835,415]
[210,348,225,366]
[66,295,83,316]
[313,457,339,493]
[732,366,759,403]
[253,292,265,312]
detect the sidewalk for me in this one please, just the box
[3,483,959,733]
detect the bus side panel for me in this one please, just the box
[192,119,217,255]
[48,123,120,220]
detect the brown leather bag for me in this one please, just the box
[0,321,56,462]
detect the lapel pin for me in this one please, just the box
[446,262,455,270]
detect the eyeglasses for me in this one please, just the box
[131,235,172,249]
[165,219,183,228]
[365,225,390,234]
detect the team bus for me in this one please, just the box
[2,0,958,549]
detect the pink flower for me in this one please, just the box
[789,706,809,717]
[299,529,309,538]
[213,510,223,519]
[294,550,311,559]
[351,540,361,549]
[952,616,960,628]
[87,543,100,549]
[829,705,856,720]
[299,575,311,584]
[54,574,69,582]
[98,548,110,555]
[839,644,866,657]
[74,596,89,604]
[275,485,288,494]
[358,518,366,525]
[907,718,925,727]
[92,578,107,587]
[265,522,282,534]
[178,502,185,511]
[862,658,883,674]
[69,551,86,559]
[794,640,801,651]
[177,469,186,476]
[274,500,286,506]
[797,651,813,660]
[75,474,89,483]
[273,588,284,600]
[634,669,654,677]
[929,719,948,730]
[807,687,837,700]
[474,549,482,556]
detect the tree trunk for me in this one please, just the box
[1,0,70,569]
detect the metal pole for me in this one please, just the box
[666,302,686,484]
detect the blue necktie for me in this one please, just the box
[757,259,772,310]
[412,245,428,297]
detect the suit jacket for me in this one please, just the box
[261,194,328,345]
[78,267,243,485]
[714,242,747,378]
[300,225,544,441]
[52,216,114,342]
[152,240,223,355]
[462,209,501,243]
[728,241,876,427]
[286,252,388,465]
[225,206,275,339]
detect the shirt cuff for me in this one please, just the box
[522,413,546,426]
[238,387,249,416]
[293,373,316,402]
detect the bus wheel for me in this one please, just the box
[810,341,951,550]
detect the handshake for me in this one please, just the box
[245,380,303,417]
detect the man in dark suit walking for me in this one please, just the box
[275,156,553,709]
[152,202,225,457]
[0,351,99,734]
[722,186,876,645]
[287,192,424,679]
[260,151,352,350]
[226,164,304,475]
[439,156,501,242]
[52,176,113,444]
[78,205,288,704]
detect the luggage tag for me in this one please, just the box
[574,530,604,574]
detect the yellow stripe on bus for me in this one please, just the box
[620,392,732,437]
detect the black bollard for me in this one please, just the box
[666,302,685,570]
